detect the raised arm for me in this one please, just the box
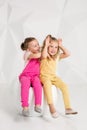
[24,51,30,63]
[24,51,41,63]
[58,39,71,59]
[29,52,41,59]
[41,35,50,59]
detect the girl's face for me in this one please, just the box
[28,40,40,53]
[48,41,59,56]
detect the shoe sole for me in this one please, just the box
[66,112,78,115]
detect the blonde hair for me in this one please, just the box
[42,34,60,59]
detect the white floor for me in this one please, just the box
[0,83,87,130]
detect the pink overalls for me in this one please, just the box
[19,58,42,107]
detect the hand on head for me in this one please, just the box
[58,38,62,47]
[45,35,51,47]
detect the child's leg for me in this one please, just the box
[40,77,53,105]
[19,76,31,108]
[53,76,78,114]
[32,76,42,106]
[52,76,71,109]
[40,77,57,116]
[31,76,42,113]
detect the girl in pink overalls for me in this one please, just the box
[19,37,42,116]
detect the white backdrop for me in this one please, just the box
[0,0,87,130]
[0,0,87,85]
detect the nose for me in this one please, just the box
[52,47,55,51]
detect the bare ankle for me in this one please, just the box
[35,104,41,107]
[66,108,72,110]
[23,107,28,110]
[49,104,56,113]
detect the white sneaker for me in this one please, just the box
[22,109,29,117]
[34,106,42,113]
[51,111,59,118]
[65,108,78,115]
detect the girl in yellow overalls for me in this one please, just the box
[40,35,78,118]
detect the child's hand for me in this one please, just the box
[45,35,51,47]
[58,38,62,47]
[47,53,51,59]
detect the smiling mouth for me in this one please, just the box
[50,51,55,54]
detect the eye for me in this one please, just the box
[50,45,53,47]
